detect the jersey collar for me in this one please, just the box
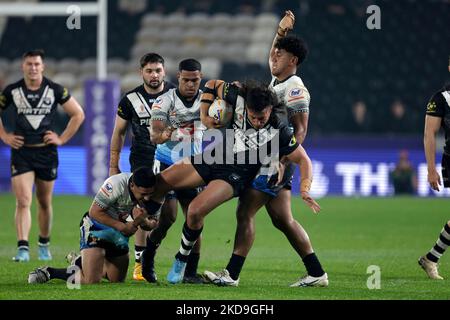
[273,74,296,87]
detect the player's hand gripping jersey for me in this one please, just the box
[151,88,204,165]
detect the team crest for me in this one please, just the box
[426,101,436,112]
[289,88,303,97]
[289,136,297,147]
[105,182,113,193]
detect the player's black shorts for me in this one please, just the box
[129,151,154,172]
[10,145,58,181]
[190,154,258,197]
[154,160,203,200]
[79,212,129,259]
[251,163,295,197]
[442,153,450,188]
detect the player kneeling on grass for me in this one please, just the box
[28,167,158,284]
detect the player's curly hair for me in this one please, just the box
[275,35,308,65]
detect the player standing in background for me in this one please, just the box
[140,58,206,284]
[28,167,157,284]
[204,10,328,287]
[109,53,175,280]
[0,49,85,262]
[418,59,450,280]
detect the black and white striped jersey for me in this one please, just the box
[426,83,450,156]
[206,83,298,170]
[0,77,71,144]
[117,82,175,158]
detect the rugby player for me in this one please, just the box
[0,49,84,262]
[28,167,157,284]
[204,10,328,287]
[418,59,450,280]
[109,53,175,280]
[137,79,320,284]
[140,58,206,284]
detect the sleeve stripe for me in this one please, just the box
[287,96,305,103]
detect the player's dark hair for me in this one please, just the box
[22,49,45,60]
[132,167,156,188]
[140,53,164,68]
[179,58,201,72]
[242,80,285,116]
[275,35,308,65]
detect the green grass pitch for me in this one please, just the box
[0,194,449,300]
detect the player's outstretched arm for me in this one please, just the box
[269,10,295,67]
[424,115,442,191]
[286,144,320,213]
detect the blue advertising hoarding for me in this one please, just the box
[1,146,448,197]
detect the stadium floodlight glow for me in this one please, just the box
[0,0,108,80]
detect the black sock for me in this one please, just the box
[47,267,71,281]
[144,237,159,260]
[185,252,200,277]
[226,254,246,280]
[134,245,146,263]
[302,253,325,277]
[18,240,29,250]
[175,222,203,262]
[38,236,50,246]
[74,256,82,268]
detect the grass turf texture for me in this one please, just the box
[0,194,449,300]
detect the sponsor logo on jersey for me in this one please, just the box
[62,88,69,99]
[289,135,297,147]
[140,118,151,126]
[229,173,241,182]
[43,97,52,105]
[426,101,437,112]
[0,94,6,108]
[105,182,113,192]
[155,97,163,105]
[289,88,303,97]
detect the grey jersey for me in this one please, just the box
[151,88,204,165]
[93,173,135,221]
[270,74,310,119]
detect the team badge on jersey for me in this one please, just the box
[426,101,437,112]
[289,136,297,147]
[105,182,113,193]
[289,88,303,98]
[153,97,163,109]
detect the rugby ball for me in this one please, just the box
[208,98,232,125]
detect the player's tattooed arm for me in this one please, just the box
[200,80,224,129]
